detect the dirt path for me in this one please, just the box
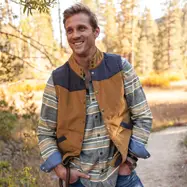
[136,126,187,187]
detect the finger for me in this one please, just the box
[78,171,90,179]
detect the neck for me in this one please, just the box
[73,47,97,69]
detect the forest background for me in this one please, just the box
[0,0,187,186]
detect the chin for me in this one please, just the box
[74,50,87,56]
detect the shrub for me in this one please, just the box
[0,92,18,139]
[141,72,184,88]
[141,73,170,88]
[8,82,45,93]
[0,161,37,187]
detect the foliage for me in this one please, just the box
[7,82,45,93]
[0,91,18,139]
[102,0,118,53]
[0,161,37,186]
[141,72,183,88]
[157,0,182,71]
[15,0,56,15]
[0,42,23,83]
[19,86,38,130]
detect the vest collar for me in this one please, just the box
[68,48,104,79]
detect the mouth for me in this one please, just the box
[73,41,84,47]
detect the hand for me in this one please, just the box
[118,162,132,176]
[54,164,90,184]
[54,164,66,180]
[69,169,90,184]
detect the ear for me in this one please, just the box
[94,27,100,38]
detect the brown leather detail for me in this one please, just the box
[59,178,63,187]
[66,166,70,187]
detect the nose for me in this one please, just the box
[72,30,81,39]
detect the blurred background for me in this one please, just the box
[0,0,187,186]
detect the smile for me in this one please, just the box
[74,41,84,46]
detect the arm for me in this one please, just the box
[37,75,62,172]
[121,57,153,159]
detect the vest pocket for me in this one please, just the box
[116,122,132,141]
[120,122,133,130]
[57,136,67,143]
[57,135,74,152]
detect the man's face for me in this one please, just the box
[65,13,100,57]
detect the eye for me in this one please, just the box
[66,28,73,34]
[79,26,86,31]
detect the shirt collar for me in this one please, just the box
[68,48,104,79]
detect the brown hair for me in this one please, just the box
[63,3,99,30]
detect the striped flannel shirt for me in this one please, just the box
[37,57,152,186]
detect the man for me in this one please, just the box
[37,3,152,187]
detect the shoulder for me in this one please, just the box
[105,53,133,74]
[52,62,69,85]
[104,53,121,63]
[52,62,69,75]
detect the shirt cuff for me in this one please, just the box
[128,138,150,159]
[40,151,62,172]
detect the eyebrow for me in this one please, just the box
[66,24,88,30]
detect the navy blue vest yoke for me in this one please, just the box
[52,53,123,92]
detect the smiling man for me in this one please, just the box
[37,3,152,187]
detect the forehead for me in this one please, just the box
[65,13,91,28]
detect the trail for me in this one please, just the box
[137,126,187,187]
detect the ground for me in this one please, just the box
[137,126,187,187]
[144,82,187,129]
[136,82,187,187]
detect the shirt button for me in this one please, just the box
[95,91,98,94]
[100,152,103,155]
[91,72,94,75]
[97,134,100,137]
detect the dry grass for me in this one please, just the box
[7,82,45,93]
[141,72,184,88]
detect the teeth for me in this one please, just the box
[74,42,83,46]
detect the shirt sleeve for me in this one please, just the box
[37,74,62,172]
[121,57,153,159]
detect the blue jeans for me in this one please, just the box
[70,171,144,187]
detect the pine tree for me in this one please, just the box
[102,0,118,53]
[117,0,140,66]
[57,0,63,48]
[182,4,187,72]
[158,0,182,71]
[136,8,158,74]
[81,0,99,12]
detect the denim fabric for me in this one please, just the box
[70,179,84,187]
[116,171,144,187]
[69,171,143,187]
